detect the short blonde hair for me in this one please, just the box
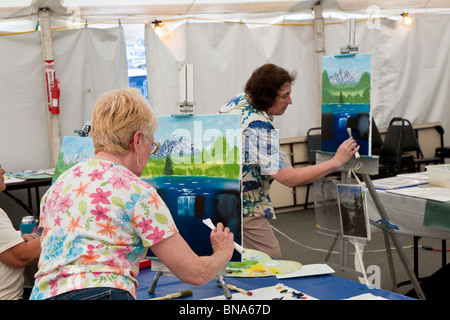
[91,88,157,155]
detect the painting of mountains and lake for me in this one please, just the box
[321,53,372,156]
[144,114,242,261]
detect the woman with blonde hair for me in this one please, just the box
[31,88,234,300]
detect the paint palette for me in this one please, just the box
[226,249,302,277]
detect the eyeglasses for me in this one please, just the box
[150,140,160,154]
[277,92,291,100]
[141,132,160,154]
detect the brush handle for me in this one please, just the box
[219,275,232,299]
[228,284,253,296]
[203,219,245,253]
[347,128,360,159]
[149,290,192,300]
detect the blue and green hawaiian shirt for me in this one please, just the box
[219,93,291,219]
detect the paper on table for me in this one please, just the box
[344,293,388,300]
[4,177,25,184]
[205,283,318,300]
[386,185,450,202]
[371,176,427,190]
[276,263,335,279]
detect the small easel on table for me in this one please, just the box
[315,152,426,300]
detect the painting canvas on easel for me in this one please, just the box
[53,136,95,184]
[321,53,372,155]
[143,114,242,261]
[53,113,243,262]
[336,184,370,241]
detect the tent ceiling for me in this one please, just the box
[1,0,450,19]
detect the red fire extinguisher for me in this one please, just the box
[51,79,60,114]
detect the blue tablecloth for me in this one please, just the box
[136,267,413,300]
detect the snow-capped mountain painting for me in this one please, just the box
[154,134,200,157]
[328,68,358,85]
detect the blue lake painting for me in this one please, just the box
[321,103,370,155]
[144,175,241,261]
[322,54,372,156]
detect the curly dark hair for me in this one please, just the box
[244,64,296,111]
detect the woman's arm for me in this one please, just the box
[271,137,360,187]
[0,237,41,269]
[150,222,234,286]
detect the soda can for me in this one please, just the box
[20,216,38,234]
[21,216,36,224]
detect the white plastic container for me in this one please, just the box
[426,164,450,188]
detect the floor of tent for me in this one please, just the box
[270,208,449,299]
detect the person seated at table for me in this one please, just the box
[30,88,235,300]
[0,164,41,300]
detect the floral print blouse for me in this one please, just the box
[219,93,291,219]
[30,159,178,300]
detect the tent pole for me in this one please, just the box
[39,8,61,167]
[313,3,325,122]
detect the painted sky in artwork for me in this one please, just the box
[155,114,241,149]
[322,53,371,82]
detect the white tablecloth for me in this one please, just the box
[366,189,450,240]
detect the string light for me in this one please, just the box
[152,19,167,37]
[401,13,414,28]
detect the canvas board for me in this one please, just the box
[336,184,371,242]
[321,54,372,156]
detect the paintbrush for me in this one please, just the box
[202,218,245,253]
[346,117,360,159]
[148,289,193,300]
[217,283,253,296]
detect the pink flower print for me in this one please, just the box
[113,248,131,268]
[91,204,110,221]
[89,188,111,205]
[53,181,64,193]
[108,173,131,190]
[56,193,73,213]
[49,278,59,290]
[88,169,105,182]
[121,168,138,182]
[138,217,153,233]
[72,166,82,178]
[47,190,60,210]
[54,216,62,227]
[146,227,165,245]
[99,161,113,171]
[86,244,104,253]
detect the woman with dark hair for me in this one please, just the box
[219,64,359,258]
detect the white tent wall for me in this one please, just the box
[145,13,450,143]
[145,20,320,140]
[0,26,128,173]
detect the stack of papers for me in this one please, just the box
[8,169,54,181]
[372,175,427,190]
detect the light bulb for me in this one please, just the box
[401,13,414,28]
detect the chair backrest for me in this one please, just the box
[400,118,424,158]
[379,117,406,170]
[307,127,321,165]
[371,118,383,155]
